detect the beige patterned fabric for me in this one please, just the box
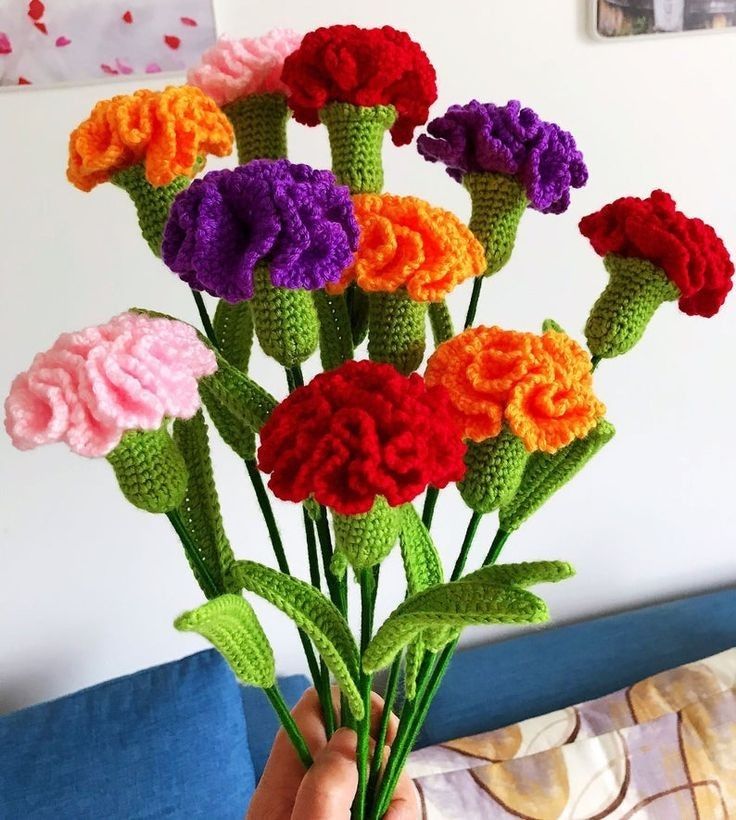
[408,648,736,818]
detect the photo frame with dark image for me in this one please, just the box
[595,0,736,37]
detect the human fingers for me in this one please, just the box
[290,728,359,819]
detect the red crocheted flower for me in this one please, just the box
[579,190,733,317]
[281,25,437,146]
[257,360,466,515]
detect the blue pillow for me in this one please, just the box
[0,649,254,819]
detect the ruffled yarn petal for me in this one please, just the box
[4,313,217,458]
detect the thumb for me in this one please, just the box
[291,728,359,819]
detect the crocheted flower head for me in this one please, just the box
[326,194,486,302]
[425,326,605,454]
[258,360,467,515]
[187,30,303,106]
[281,25,437,146]
[417,100,588,214]
[162,159,360,303]
[67,86,234,192]
[4,313,217,458]
[579,190,734,317]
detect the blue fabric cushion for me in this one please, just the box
[418,586,736,747]
[0,649,254,819]
[240,673,311,779]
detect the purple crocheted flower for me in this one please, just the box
[162,159,360,302]
[417,100,588,214]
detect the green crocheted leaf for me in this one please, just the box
[399,505,444,595]
[363,582,550,673]
[461,561,576,589]
[229,560,364,718]
[499,420,616,533]
[199,357,277,433]
[428,301,454,346]
[304,498,322,522]
[313,290,354,371]
[175,594,275,688]
[542,318,565,333]
[213,300,254,372]
[172,411,237,594]
[404,638,424,701]
[201,390,257,461]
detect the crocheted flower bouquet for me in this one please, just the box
[6,25,733,819]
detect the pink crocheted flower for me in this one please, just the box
[187,30,303,106]
[5,313,217,458]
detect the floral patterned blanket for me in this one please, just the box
[408,648,736,819]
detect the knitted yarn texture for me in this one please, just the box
[223,93,290,164]
[425,326,605,454]
[417,99,588,214]
[187,30,302,105]
[464,172,527,277]
[327,194,485,302]
[67,86,233,191]
[111,163,191,256]
[500,419,616,532]
[106,426,188,514]
[332,495,402,572]
[367,290,427,375]
[257,360,467,515]
[580,189,734,318]
[585,255,680,359]
[4,312,217,458]
[459,426,529,514]
[162,159,359,303]
[250,266,319,367]
[319,103,397,194]
[281,25,437,146]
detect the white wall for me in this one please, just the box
[2,0,735,713]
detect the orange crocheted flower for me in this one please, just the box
[67,86,234,192]
[425,326,605,453]
[326,194,485,302]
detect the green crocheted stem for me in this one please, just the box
[347,284,370,346]
[250,267,319,367]
[313,290,354,370]
[319,102,397,194]
[112,164,190,256]
[499,419,616,532]
[585,254,680,360]
[367,290,427,375]
[463,172,528,277]
[213,300,254,372]
[106,426,188,514]
[223,92,289,165]
[459,427,530,514]
[332,496,401,573]
[428,300,454,346]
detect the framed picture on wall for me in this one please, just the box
[592,0,736,38]
[0,0,217,88]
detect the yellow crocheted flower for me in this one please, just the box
[326,193,485,302]
[67,86,234,191]
[425,326,605,453]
